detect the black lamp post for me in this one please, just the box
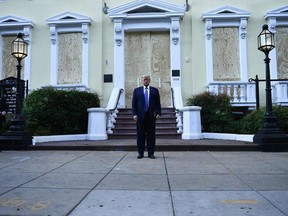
[253,25,288,152]
[11,33,28,132]
[0,33,32,147]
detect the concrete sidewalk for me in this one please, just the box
[0,150,288,216]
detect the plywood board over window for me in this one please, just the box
[58,33,82,85]
[125,31,170,107]
[213,27,240,81]
[276,27,288,79]
[2,35,24,79]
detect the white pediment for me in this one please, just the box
[46,12,91,25]
[202,5,251,20]
[265,6,288,20]
[108,0,185,20]
[0,15,34,27]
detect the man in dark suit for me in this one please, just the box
[0,96,8,133]
[132,75,161,159]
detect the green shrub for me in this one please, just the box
[1,113,12,133]
[241,106,288,134]
[23,88,100,135]
[186,91,237,133]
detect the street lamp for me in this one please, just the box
[1,33,32,147]
[253,24,288,151]
[11,33,28,129]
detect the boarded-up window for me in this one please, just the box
[125,32,170,107]
[1,35,24,79]
[212,27,240,81]
[58,33,82,84]
[276,27,288,79]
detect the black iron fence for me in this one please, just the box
[248,75,288,110]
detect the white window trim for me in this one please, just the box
[265,6,288,79]
[0,15,34,84]
[202,6,251,83]
[46,12,91,88]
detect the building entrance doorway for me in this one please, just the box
[125,31,171,108]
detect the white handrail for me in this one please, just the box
[106,88,124,134]
[171,87,183,133]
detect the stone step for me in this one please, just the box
[108,107,180,139]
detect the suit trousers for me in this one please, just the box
[136,111,156,156]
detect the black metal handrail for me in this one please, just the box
[171,87,179,112]
[249,75,288,110]
[109,88,124,112]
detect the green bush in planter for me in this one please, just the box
[186,91,237,133]
[23,88,100,135]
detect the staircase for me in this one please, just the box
[108,108,181,139]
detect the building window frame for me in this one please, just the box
[0,15,33,82]
[46,12,91,89]
[202,6,251,83]
[265,6,288,79]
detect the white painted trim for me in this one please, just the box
[108,0,185,15]
[203,133,254,142]
[32,133,254,145]
[32,134,87,145]
[202,6,251,84]
[46,12,91,87]
[0,15,34,86]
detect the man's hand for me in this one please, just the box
[133,115,138,121]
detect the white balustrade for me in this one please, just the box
[207,82,256,107]
[171,86,184,134]
[274,81,288,106]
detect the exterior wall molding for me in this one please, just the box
[202,5,251,83]
[46,12,92,87]
[171,17,180,45]
[114,19,123,46]
[108,0,185,107]
[265,6,288,79]
[0,15,34,83]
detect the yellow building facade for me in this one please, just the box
[1,0,288,109]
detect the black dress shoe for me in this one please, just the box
[137,155,144,159]
[148,155,156,159]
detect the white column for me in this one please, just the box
[82,23,89,87]
[87,108,108,140]
[23,26,32,87]
[205,19,213,83]
[180,106,203,139]
[170,17,181,88]
[49,24,58,85]
[239,18,248,81]
[267,17,278,79]
[113,18,125,108]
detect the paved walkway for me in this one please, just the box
[0,149,288,216]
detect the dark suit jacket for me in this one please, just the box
[132,86,161,121]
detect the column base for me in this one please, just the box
[253,127,288,152]
[0,131,32,150]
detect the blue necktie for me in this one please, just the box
[145,87,149,112]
